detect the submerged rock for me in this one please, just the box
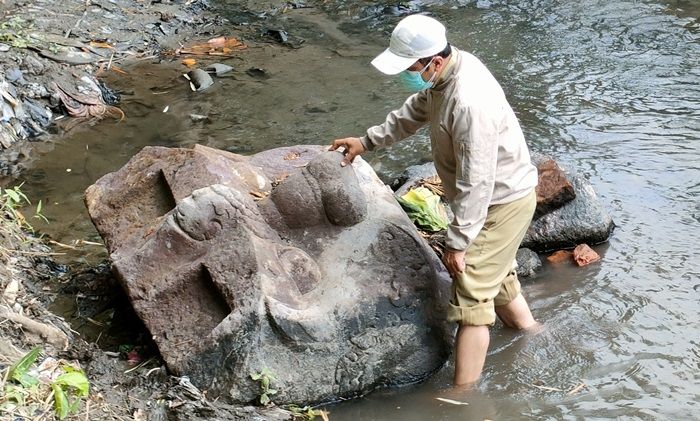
[394,154,614,253]
[522,167,614,252]
[515,248,542,279]
[84,144,452,405]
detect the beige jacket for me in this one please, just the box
[360,48,538,251]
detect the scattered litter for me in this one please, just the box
[182,58,196,66]
[205,63,233,77]
[531,379,563,392]
[183,69,213,91]
[249,190,269,200]
[189,114,209,122]
[266,29,289,43]
[175,36,247,57]
[53,80,124,121]
[567,382,587,395]
[163,105,169,113]
[264,28,305,48]
[66,168,71,172]
[0,43,10,52]
[435,397,469,406]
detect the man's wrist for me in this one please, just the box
[359,135,373,152]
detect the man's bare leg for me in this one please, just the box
[495,293,537,329]
[454,324,490,386]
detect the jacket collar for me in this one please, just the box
[431,47,460,92]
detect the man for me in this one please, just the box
[329,14,539,386]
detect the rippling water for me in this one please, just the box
[19,0,700,418]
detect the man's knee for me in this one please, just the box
[448,300,496,326]
[495,293,536,329]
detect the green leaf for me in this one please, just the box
[36,199,42,214]
[14,187,29,204]
[261,376,269,389]
[260,393,270,405]
[267,389,277,395]
[250,372,262,381]
[52,383,70,420]
[5,188,20,203]
[9,347,42,384]
[53,371,90,397]
[397,187,448,232]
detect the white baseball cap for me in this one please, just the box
[371,14,448,75]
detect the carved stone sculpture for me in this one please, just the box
[85,144,452,404]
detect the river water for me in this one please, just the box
[19,0,699,419]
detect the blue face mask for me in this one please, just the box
[400,59,435,92]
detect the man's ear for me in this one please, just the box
[434,56,446,69]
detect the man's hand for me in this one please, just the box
[329,137,366,167]
[442,248,466,277]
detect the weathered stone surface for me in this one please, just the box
[85,144,452,405]
[515,248,542,279]
[522,167,614,252]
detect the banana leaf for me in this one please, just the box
[397,187,448,232]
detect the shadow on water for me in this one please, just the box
[17,0,700,419]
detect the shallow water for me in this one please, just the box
[19,0,700,419]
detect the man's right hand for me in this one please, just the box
[329,137,366,167]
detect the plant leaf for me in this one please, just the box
[52,383,70,420]
[54,371,90,397]
[8,347,42,384]
[250,372,262,381]
[260,393,269,405]
[5,188,20,203]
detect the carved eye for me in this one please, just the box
[174,192,227,241]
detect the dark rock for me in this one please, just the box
[515,248,541,278]
[392,162,437,194]
[85,145,452,405]
[522,168,614,252]
[393,156,613,252]
[6,68,26,85]
[23,99,52,128]
[21,54,45,75]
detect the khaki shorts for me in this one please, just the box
[447,189,536,326]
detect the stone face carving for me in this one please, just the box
[85,145,452,405]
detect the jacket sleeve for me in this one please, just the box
[445,102,500,251]
[360,91,430,151]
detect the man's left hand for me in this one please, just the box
[443,248,466,277]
